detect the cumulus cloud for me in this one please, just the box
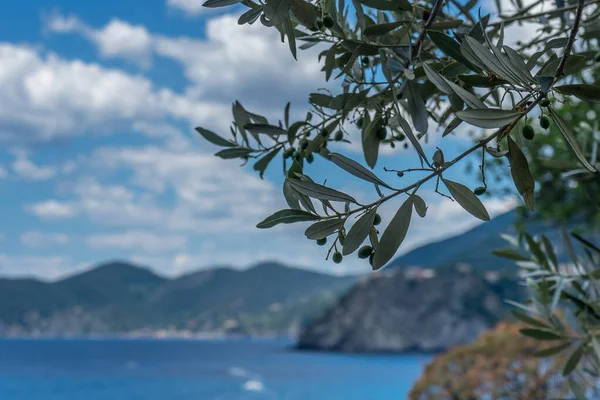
[27,145,280,234]
[10,149,57,180]
[26,200,78,219]
[87,231,188,253]
[166,0,207,16]
[44,12,330,113]
[0,42,221,144]
[0,254,79,280]
[20,231,70,248]
[45,13,152,66]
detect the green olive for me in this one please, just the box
[523,125,535,140]
[316,237,327,246]
[540,116,550,130]
[474,186,486,196]
[373,214,382,226]
[332,252,343,264]
[283,148,294,159]
[358,245,373,259]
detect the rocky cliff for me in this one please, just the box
[297,267,523,353]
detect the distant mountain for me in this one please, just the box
[390,210,586,270]
[0,262,355,337]
[297,267,525,353]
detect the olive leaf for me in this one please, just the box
[443,178,490,221]
[362,0,410,11]
[429,20,463,30]
[257,209,319,229]
[372,197,413,270]
[534,342,571,357]
[428,31,479,72]
[362,113,380,168]
[536,54,586,77]
[462,37,517,83]
[253,147,281,178]
[290,0,318,29]
[519,328,563,340]
[324,44,339,81]
[329,93,353,110]
[492,248,531,261]
[502,46,535,83]
[395,111,428,164]
[264,0,291,25]
[541,235,559,268]
[287,178,358,203]
[196,127,236,147]
[238,7,264,24]
[310,93,335,108]
[245,123,288,135]
[406,80,429,134]
[507,135,535,211]
[232,101,252,143]
[445,79,487,109]
[554,84,600,103]
[305,219,344,240]
[455,109,522,129]
[363,21,403,36]
[215,147,253,159]
[283,179,301,209]
[421,63,453,95]
[343,208,378,255]
[510,310,549,328]
[569,378,587,400]
[352,0,366,30]
[548,107,597,173]
[203,0,242,7]
[443,117,463,137]
[411,194,427,217]
[283,17,297,59]
[330,153,392,189]
[457,74,509,87]
[563,343,585,376]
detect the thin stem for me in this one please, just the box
[415,0,446,59]
[488,0,600,27]
[555,0,586,79]
[321,93,540,221]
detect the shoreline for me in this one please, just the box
[0,332,295,341]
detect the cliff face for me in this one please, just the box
[297,267,523,353]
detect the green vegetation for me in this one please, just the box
[409,321,572,399]
[0,262,355,335]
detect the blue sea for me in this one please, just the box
[0,338,430,400]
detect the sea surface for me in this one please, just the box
[0,338,431,400]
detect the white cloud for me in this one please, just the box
[166,0,207,16]
[10,149,56,180]
[45,14,152,67]
[87,231,188,253]
[20,231,70,248]
[0,42,218,144]
[25,200,78,219]
[0,165,7,179]
[0,254,79,280]
[45,12,330,114]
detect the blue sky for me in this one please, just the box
[0,0,519,280]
